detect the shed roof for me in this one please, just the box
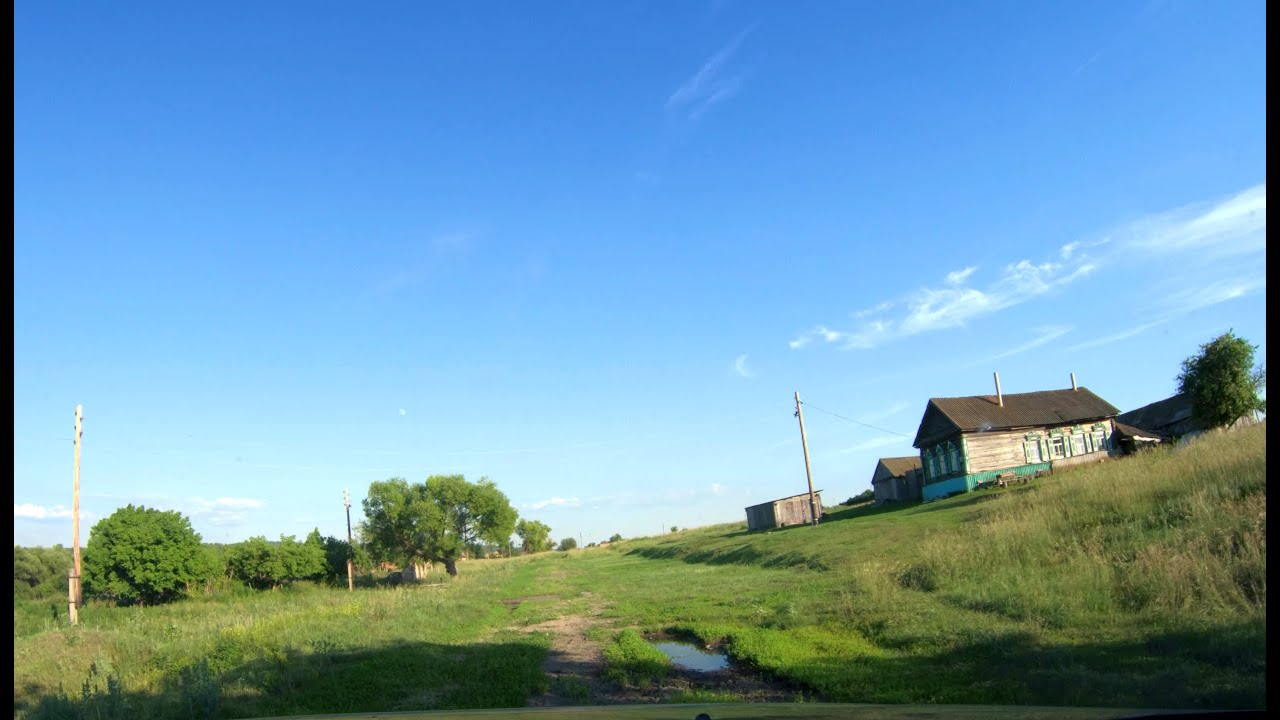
[745,491,823,511]
[876,456,923,477]
[1113,421,1169,442]
[914,387,1119,447]
[1115,393,1194,436]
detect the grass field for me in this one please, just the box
[13,424,1266,717]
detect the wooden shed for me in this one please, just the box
[745,491,823,531]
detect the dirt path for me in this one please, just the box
[516,594,798,706]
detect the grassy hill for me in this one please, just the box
[13,424,1266,717]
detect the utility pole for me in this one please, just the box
[70,405,83,624]
[794,392,820,527]
[343,489,354,592]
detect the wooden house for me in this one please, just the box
[745,491,823,530]
[912,374,1120,501]
[1114,392,1259,451]
[871,456,923,503]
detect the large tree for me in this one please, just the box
[1178,330,1266,430]
[516,519,553,554]
[83,505,212,605]
[362,475,518,576]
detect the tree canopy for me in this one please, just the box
[362,475,518,576]
[1178,330,1266,430]
[227,532,328,589]
[557,537,578,551]
[83,505,212,605]
[608,533,623,543]
[516,519,553,554]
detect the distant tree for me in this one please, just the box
[1178,330,1267,430]
[362,475,518,576]
[227,534,325,589]
[557,537,578,551]
[516,519,553,554]
[670,526,679,534]
[321,535,370,582]
[608,533,623,543]
[13,546,71,598]
[83,505,212,605]
[843,489,875,506]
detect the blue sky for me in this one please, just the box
[14,1,1266,546]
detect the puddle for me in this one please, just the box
[651,639,729,672]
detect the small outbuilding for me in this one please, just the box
[745,491,823,531]
[871,456,924,504]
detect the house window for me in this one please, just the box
[1024,440,1043,463]
[1093,431,1107,452]
[947,443,961,474]
[1071,434,1086,456]
[1049,436,1066,459]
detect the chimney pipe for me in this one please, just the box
[1071,372,1078,391]
[993,372,1004,407]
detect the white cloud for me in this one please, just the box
[666,28,751,120]
[854,301,894,318]
[944,266,978,285]
[525,496,582,511]
[859,402,911,424]
[710,483,730,497]
[188,496,266,527]
[732,353,754,378]
[1067,276,1265,352]
[194,497,264,510]
[835,436,907,454]
[14,503,75,520]
[787,185,1268,352]
[398,408,407,416]
[1121,184,1265,256]
[970,326,1073,366]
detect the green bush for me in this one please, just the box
[602,629,670,686]
[83,505,213,605]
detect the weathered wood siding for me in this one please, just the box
[773,494,822,526]
[963,430,1032,474]
[745,503,776,531]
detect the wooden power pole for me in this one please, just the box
[69,405,83,624]
[343,489,355,592]
[794,392,820,527]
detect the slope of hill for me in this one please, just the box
[552,422,1266,708]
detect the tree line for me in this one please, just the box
[16,473,614,606]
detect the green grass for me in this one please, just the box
[13,424,1267,716]
[601,629,671,686]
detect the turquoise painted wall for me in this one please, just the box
[922,462,1053,502]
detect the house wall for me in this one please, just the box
[774,494,822,526]
[744,503,776,531]
[919,418,1117,501]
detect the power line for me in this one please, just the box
[797,400,912,439]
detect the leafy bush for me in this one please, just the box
[14,546,71,598]
[83,505,213,605]
[227,533,327,589]
[843,489,875,506]
[557,537,578,551]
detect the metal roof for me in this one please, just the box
[914,387,1119,447]
[876,456,922,477]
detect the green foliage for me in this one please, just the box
[602,629,670,686]
[227,534,326,589]
[13,546,71,599]
[1178,330,1266,430]
[515,519,552,553]
[670,526,679,533]
[608,533,623,543]
[842,489,875,505]
[556,537,578,551]
[82,505,212,605]
[362,475,518,576]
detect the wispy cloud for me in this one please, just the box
[1067,276,1265,352]
[14,503,78,520]
[524,496,582,511]
[859,401,910,424]
[189,496,266,527]
[1119,184,1265,257]
[969,326,1073,366]
[732,353,754,378]
[790,184,1265,352]
[835,436,907,454]
[945,266,977,285]
[666,28,751,120]
[791,256,1094,351]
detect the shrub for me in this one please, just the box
[83,505,212,605]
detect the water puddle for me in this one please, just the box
[651,639,729,672]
